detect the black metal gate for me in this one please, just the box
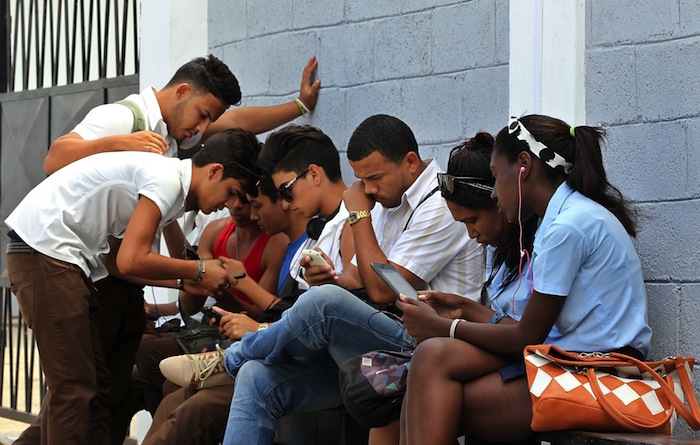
[0,0,140,433]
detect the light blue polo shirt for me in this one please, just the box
[487,248,561,344]
[531,182,652,358]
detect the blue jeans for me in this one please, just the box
[222,285,414,445]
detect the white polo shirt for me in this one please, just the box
[368,159,484,300]
[5,152,191,282]
[72,85,203,159]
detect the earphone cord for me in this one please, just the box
[511,168,534,319]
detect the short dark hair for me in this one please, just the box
[257,124,342,182]
[165,54,242,107]
[347,114,420,163]
[192,128,261,191]
[247,175,279,203]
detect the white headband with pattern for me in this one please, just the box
[508,117,573,174]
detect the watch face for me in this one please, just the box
[349,213,358,223]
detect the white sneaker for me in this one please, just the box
[159,345,233,389]
[0,433,16,445]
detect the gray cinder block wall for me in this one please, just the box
[208,0,510,175]
[586,0,700,436]
[209,0,700,438]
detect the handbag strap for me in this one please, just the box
[586,369,675,432]
[618,354,700,430]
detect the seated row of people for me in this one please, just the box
[4,90,651,444]
[150,114,651,445]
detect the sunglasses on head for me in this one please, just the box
[276,167,310,202]
[437,173,494,195]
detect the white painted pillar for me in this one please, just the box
[509,0,586,125]
[139,0,209,89]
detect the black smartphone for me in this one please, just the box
[201,306,222,324]
[370,263,419,300]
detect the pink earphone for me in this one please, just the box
[520,166,526,175]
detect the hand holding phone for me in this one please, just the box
[201,306,222,324]
[301,249,329,267]
[370,263,419,300]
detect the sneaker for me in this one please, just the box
[0,433,16,445]
[159,345,233,389]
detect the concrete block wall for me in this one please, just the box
[207,0,510,173]
[586,0,700,437]
[208,0,700,437]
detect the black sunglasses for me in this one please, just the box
[437,173,494,195]
[277,167,310,202]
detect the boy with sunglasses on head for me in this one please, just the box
[258,124,362,291]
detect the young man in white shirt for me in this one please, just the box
[5,129,260,445]
[44,55,320,174]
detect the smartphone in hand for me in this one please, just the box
[370,263,419,300]
[201,306,222,324]
[301,249,329,267]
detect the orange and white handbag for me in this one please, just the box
[524,344,700,434]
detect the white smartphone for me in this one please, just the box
[301,249,329,267]
[370,263,419,300]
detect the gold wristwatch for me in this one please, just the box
[257,323,269,331]
[347,210,372,225]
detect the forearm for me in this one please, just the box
[103,248,181,288]
[203,102,303,140]
[117,250,201,281]
[45,134,131,174]
[459,299,497,323]
[179,292,208,314]
[230,276,279,312]
[350,220,397,305]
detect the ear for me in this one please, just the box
[175,83,192,99]
[403,151,421,173]
[207,163,224,180]
[517,151,533,177]
[307,164,323,185]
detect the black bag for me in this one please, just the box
[172,323,222,354]
[338,349,412,428]
[172,293,224,354]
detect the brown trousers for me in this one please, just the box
[143,385,233,445]
[8,251,110,445]
[8,252,146,445]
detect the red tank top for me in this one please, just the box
[212,220,270,305]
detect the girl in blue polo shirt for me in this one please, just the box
[398,114,651,445]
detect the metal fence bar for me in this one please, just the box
[3,0,139,92]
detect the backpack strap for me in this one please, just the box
[114,99,147,133]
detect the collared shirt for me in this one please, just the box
[487,249,561,343]
[71,85,203,158]
[5,152,192,282]
[308,201,350,275]
[531,182,652,357]
[370,159,484,299]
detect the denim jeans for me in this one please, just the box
[222,284,414,445]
